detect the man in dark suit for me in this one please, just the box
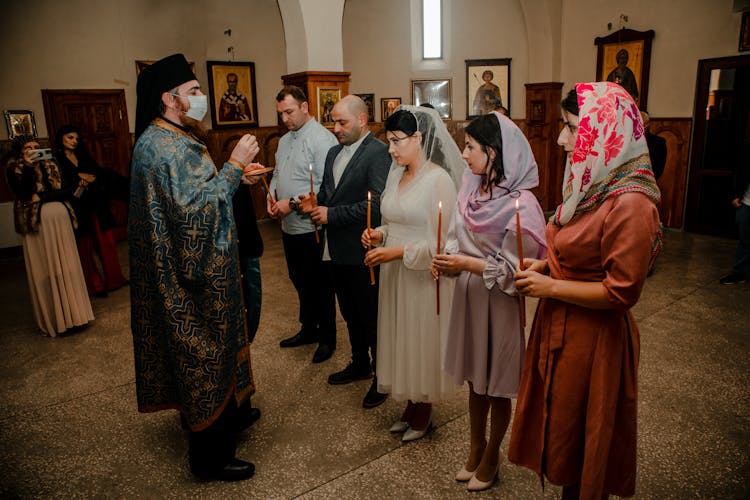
[300,95,391,408]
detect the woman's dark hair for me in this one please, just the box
[384,109,418,135]
[54,124,79,153]
[12,135,36,156]
[465,114,504,190]
[384,109,447,167]
[54,124,96,165]
[561,88,579,115]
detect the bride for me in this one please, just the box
[362,105,464,441]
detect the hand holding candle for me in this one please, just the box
[436,200,442,315]
[261,176,275,203]
[367,191,376,285]
[309,163,320,243]
[515,198,526,328]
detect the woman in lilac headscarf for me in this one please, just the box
[432,112,546,491]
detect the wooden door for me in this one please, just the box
[525,82,564,212]
[685,55,750,236]
[41,89,131,177]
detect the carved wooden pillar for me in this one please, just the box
[281,71,350,127]
[525,82,564,211]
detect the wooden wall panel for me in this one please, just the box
[650,118,692,228]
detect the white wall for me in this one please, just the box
[0,0,286,139]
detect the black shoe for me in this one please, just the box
[362,378,387,408]
[327,363,372,385]
[312,344,335,363]
[280,331,317,348]
[719,272,747,285]
[236,407,261,433]
[193,458,255,482]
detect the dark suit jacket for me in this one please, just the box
[318,133,390,265]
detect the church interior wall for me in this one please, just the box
[1,0,744,137]
[0,0,747,247]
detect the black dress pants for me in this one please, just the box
[281,231,336,346]
[331,263,379,372]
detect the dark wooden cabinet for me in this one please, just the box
[525,82,564,212]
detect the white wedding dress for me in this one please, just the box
[375,162,458,402]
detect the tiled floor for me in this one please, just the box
[0,222,748,499]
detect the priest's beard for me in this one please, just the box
[175,101,208,143]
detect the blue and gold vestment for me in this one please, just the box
[128,118,253,430]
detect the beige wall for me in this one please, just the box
[560,0,744,117]
[343,0,529,119]
[0,0,286,139]
[1,0,743,137]
[343,0,744,119]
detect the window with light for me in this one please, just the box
[422,0,442,59]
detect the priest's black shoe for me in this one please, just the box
[279,331,317,348]
[312,344,335,363]
[237,407,261,433]
[192,459,255,482]
[362,377,387,408]
[328,363,372,385]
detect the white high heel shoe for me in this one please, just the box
[389,420,409,433]
[401,420,432,442]
[467,468,498,491]
[455,466,475,482]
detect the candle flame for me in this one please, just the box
[515,198,519,209]
[367,191,371,201]
[438,201,442,210]
[309,164,313,173]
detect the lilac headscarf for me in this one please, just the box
[457,112,546,249]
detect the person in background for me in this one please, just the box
[6,136,94,337]
[640,111,667,180]
[129,53,260,482]
[54,124,129,297]
[433,112,547,491]
[719,138,750,285]
[299,95,390,408]
[510,82,662,499]
[231,159,266,426]
[267,85,338,364]
[362,105,464,442]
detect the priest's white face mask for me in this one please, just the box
[170,93,208,121]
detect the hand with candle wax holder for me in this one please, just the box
[240,162,267,186]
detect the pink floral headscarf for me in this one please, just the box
[553,82,661,226]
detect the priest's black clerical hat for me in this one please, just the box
[135,53,196,139]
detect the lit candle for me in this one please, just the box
[367,191,372,231]
[367,191,375,285]
[436,201,442,315]
[515,198,526,328]
[309,163,314,194]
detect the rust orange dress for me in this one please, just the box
[508,192,659,498]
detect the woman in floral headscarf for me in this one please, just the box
[509,82,661,499]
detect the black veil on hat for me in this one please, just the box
[135,53,196,139]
